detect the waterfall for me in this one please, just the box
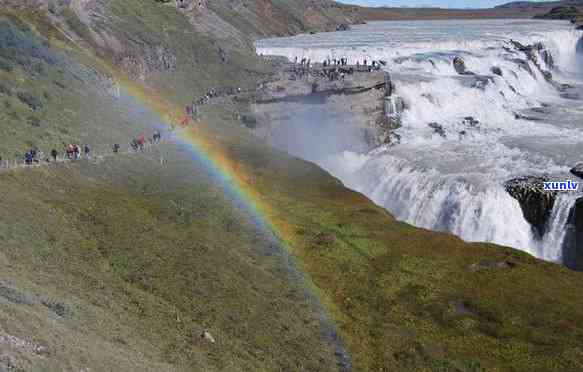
[257,20,583,264]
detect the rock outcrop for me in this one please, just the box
[571,163,583,179]
[504,176,557,238]
[508,39,556,77]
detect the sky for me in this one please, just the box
[337,0,546,9]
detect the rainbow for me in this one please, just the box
[117,77,296,252]
[45,26,288,246]
[118,78,353,362]
[35,16,351,365]
[51,28,297,266]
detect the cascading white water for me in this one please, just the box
[257,19,583,263]
[320,150,538,254]
[539,194,579,262]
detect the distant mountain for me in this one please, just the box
[354,0,583,21]
[356,5,545,20]
[494,1,560,9]
[495,0,583,20]
[496,0,583,7]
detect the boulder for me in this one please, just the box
[462,116,479,127]
[428,122,446,138]
[453,56,473,75]
[491,66,503,76]
[504,176,557,238]
[571,163,583,179]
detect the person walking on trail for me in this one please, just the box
[29,149,39,163]
[51,149,58,162]
[113,144,120,153]
[136,136,145,150]
[84,145,91,159]
[24,152,33,166]
[73,145,80,160]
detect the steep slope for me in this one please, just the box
[1,2,583,372]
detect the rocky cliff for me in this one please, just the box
[504,176,557,238]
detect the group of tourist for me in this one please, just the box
[20,144,91,166]
[324,67,354,81]
[65,144,91,160]
[129,130,161,151]
[292,56,385,70]
[194,86,243,107]
[0,129,164,169]
[323,58,348,67]
[295,57,312,68]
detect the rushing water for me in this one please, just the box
[256,19,583,263]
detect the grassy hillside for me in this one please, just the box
[1,2,583,371]
[0,143,347,371]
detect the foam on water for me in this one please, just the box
[257,19,583,262]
